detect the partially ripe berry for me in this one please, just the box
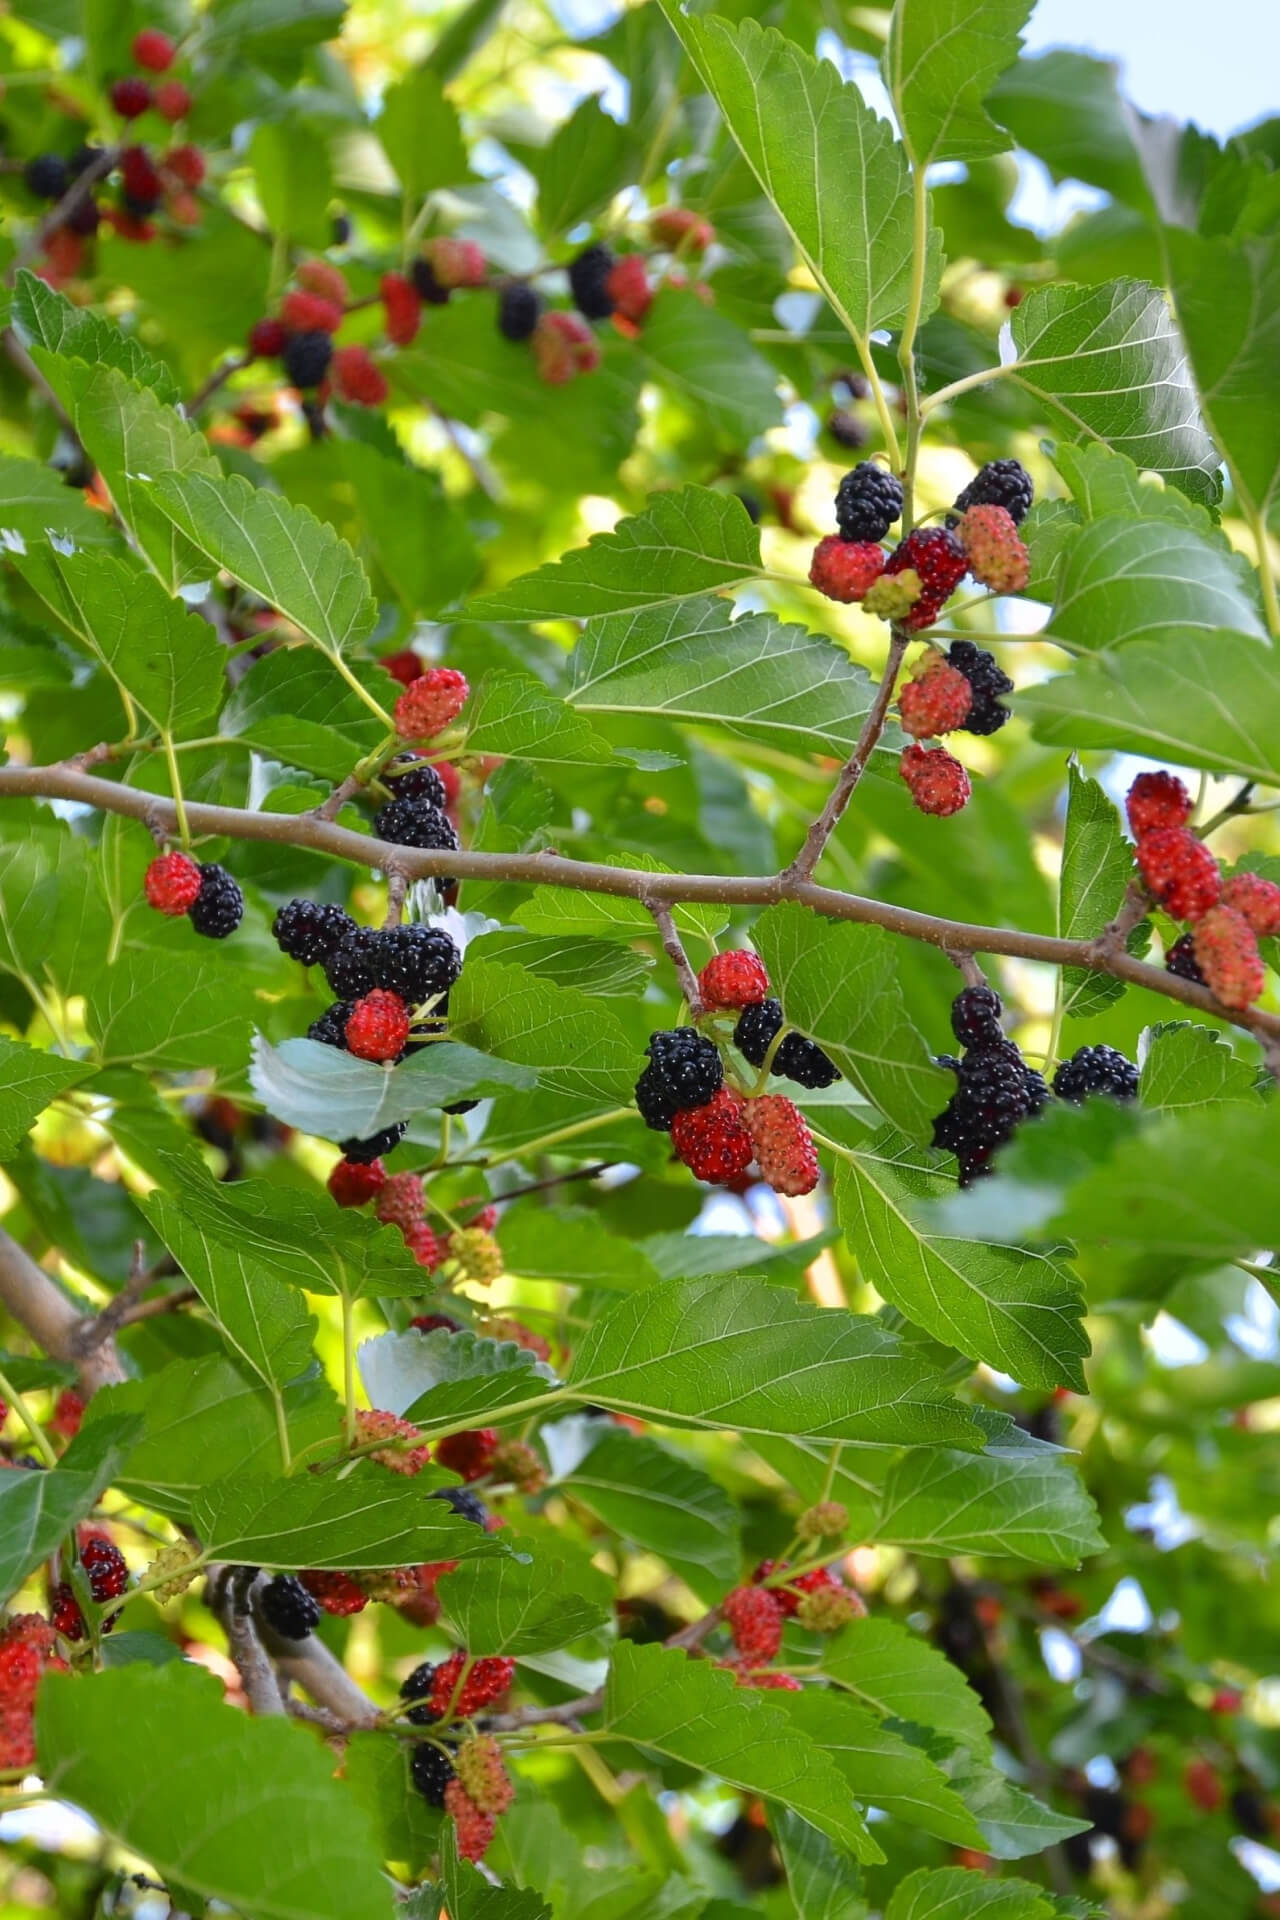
[531,310,600,384]
[281,289,343,335]
[345,989,411,1062]
[49,1389,85,1438]
[456,1734,515,1815]
[327,1157,386,1207]
[164,143,204,188]
[424,236,487,289]
[405,1222,443,1270]
[808,535,885,603]
[444,1778,497,1862]
[742,1095,819,1197]
[297,258,349,305]
[380,272,421,346]
[1185,1757,1223,1813]
[883,527,968,630]
[110,77,152,118]
[649,206,714,253]
[393,668,470,740]
[1126,770,1192,837]
[1192,905,1265,1010]
[354,1408,429,1475]
[723,1584,784,1663]
[382,648,423,687]
[954,503,1030,594]
[153,79,192,121]
[900,743,971,817]
[1135,827,1221,921]
[132,29,175,71]
[899,659,973,739]
[1222,871,1280,937]
[863,569,922,622]
[331,344,387,407]
[249,316,287,359]
[605,254,652,324]
[144,850,201,916]
[436,1428,498,1482]
[428,1649,515,1717]
[446,1227,503,1282]
[300,1570,367,1616]
[698,949,770,1010]
[374,1170,424,1231]
[671,1087,754,1185]
[79,1533,129,1602]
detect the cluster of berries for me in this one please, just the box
[932,984,1138,1185]
[49,1528,131,1643]
[403,1650,518,1858]
[634,951,837,1194]
[0,1613,66,1768]
[142,850,244,938]
[718,1537,860,1690]
[1126,771,1280,1012]
[247,259,385,408]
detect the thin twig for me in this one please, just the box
[208,1568,286,1717]
[384,866,409,927]
[7,146,119,284]
[312,773,364,823]
[0,1227,125,1395]
[646,899,703,1014]
[187,352,251,417]
[784,628,909,883]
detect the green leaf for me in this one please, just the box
[1053,443,1232,544]
[469,930,652,997]
[1021,630,1280,783]
[986,50,1151,207]
[820,1616,992,1749]
[566,1276,979,1449]
[534,95,632,234]
[249,120,333,249]
[511,856,728,945]
[658,7,937,349]
[873,1426,1105,1563]
[38,1664,394,1920]
[30,356,221,589]
[151,469,378,659]
[1166,231,1280,518]
[449,960,635,1107]
[86,949,259,1072]
[140,1189,317,1392]
[222,647,392,781]
[441,1825,554,1920]
[886,1866,1055,1920]
[0,1416,139,1605]
[604,1641,880,1861]
[638,291,783,442]
[499,1207,659,1290]
[1058,758,1135,1019]
[1046,515,1262,651]
[378,62,470,200]
[771,1810,866,1920]
[0,823,112,1000]
[885,0,1033,166]
[1007,280,1221,503]
[753,903,948,1140]
[438,1537,612,1653]
[561,1426,741,1595]
[338,439,477,616]
[0,453,115,551]
[0,1037,94,1159]
[192,1471,508,1570]
[835,1132,1088,1389]
[362,1327,557,1429]
[249,1034,536,1139]
[1138,1021,1262,1113]
[18,548,228,735]
[781,1689,984,1848]
[13,268,181,404]
[465,671,618,765]
[465,487,761,624]
[949,1759,1091,1860]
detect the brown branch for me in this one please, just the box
[312,773,364,824]
[2,758,1276,1050]
[784,627,910,883]
[208,1567,286,1716]
[646,900,703,1014]
[187,352,251,417]
[0,1227,125,1395]
[114,1285,198,1328]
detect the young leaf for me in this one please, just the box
[249,1034,535,1139]
[885,0,1034,167]
[13,268,181,404]
[464,486,762,624]
[886,1866,1055,1920]
[38,1664,394,1920]
[604,1640,881,1861]
[1138,1022,1262,1113]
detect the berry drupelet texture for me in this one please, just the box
[884,527,968,629]
[326,1156,385,1206]
[1126,770,1192,837]
[373,798,462,866]
[300,1570,367,1616]
[376,923,461,1002]
[949,458,1034,527]
[1164,931,1205,984]
[635,1028,723,1130]
[273,899,355,966]
[1192,905,1265,1010]
[954,504,1030,594]
[567,244,616,320]
[733,998,840,1088]
[144,850,202,916]
[698,950,771,1011]
[900,743,971,816]
[383,758,448,809]
[324,927,382,999]
[445,1778,497,1862]
[1222,871,1280,936]
[946,639,1013,736]
[1136,828,1221,921]
[428,1650,516,1718]
[189,864,243,939]
[374,1171,425,1231]
[742,1095,819,1196]
[808,535,885,603]
[951,984,1005,1048]
[392,668,470,740]
[1053,1046,1139,1104]
[834,462,903,543]
[435,1428,498,1482]
[932,1038,1050,1185]
[309,1000,353,1050]
[671,1087,754,1184]
[259,1574,322,1640]
[899,659,973,738]
[724,1585,784,1664]
[410,1740,457,1806]
[345,989,412,1062]
[80,1534,128,1603]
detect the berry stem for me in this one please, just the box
[1236,496,1280,641]
[340,1290,358,1450]
[783,627,910,884]
[326,649,396,732]
[919,360,1018,418]
[895,165,931,529]
[645,900,704,1015]
[161,731,192,850]
[0,1362,59,1468]
[479,1108,635,1166]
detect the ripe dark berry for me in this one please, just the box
[282,330,333,390]
[410,257,450,304]
[1164,931,1205,984]
[733,999,840,1089]
[883,528,968,630]
[932,1038,1049,1185]
[374,924,461,1003]
[371,799,461,877]
[259,1574,321,1640]
[189,863,244,939]
[567,244,616,320]
[900,742,971,816]
[636,1027,723,1132]
[1053,1045,1139,1104]
[326,1156,385,1206]
[144,850,201,916]
[80,1534,128,1603]
[66,193,102,236]
[431,1485,489,1527]
[110,76,152,119]
[945,640,1014,736]
[383,759,447,807]
[339,1122,407,1163]
[1135,827,1221,921]
[24,153,69,200]
[132,28,176,71]
[834,462,903,543]
[392,668,470,740]
[326,926,388,999]
[497,279,542,341]
[949,458,1034,528]
[50,1583,86,1641]
[827,408,867,449]
[410,1740,457,1805]
[309,1000,353,1049]
[808,536,885,603]
[951,984,1004,1047]
[671,1087,754,1184]
[273,899,356,966]
[345,989,411,1062]
[698,950,770,1011]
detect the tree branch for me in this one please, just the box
[784,628,909,883]
[0,1227,125,1394]
[645,900,703,1014]
[1,760,1278,1049]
